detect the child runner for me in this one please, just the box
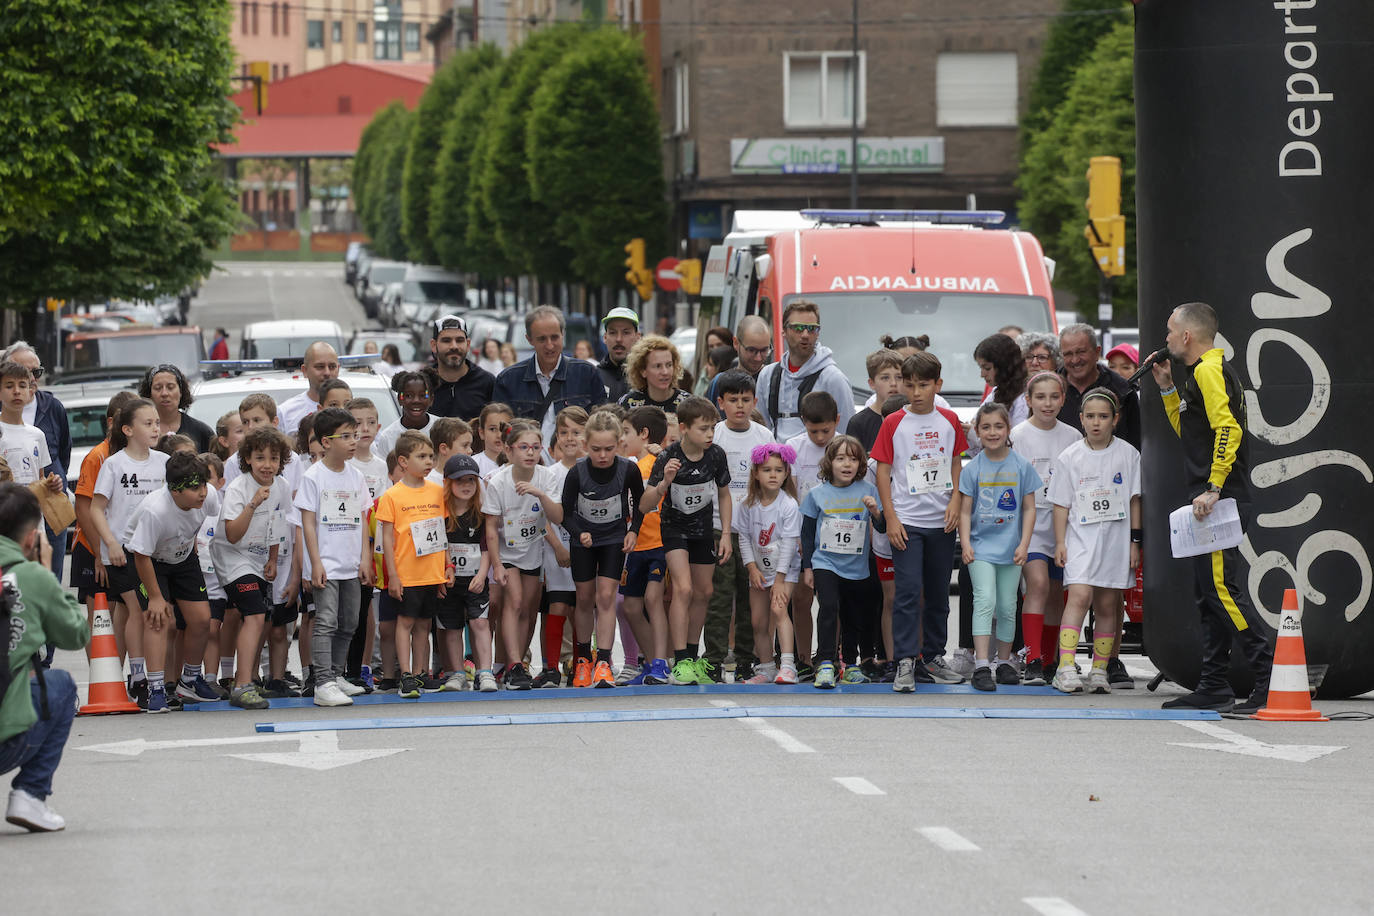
[1049,388,1142,694]
[212,411,244,465]
[377,431,448,699]
[620,406,671,684]
[318,378,353,411]
[426,417,474,485]
[474,402,513,478]
[846,349,905,452]
[734,443,802,684]
[483,420,562,689]
[196,452,230,697]
[538,407,587,688]
[561,410,645,688]
[373,371,438,461]
[1011,372,1082,686]
[0,362,59,491]
[438,455,493,691]
[957,402,1041,691]
[346,396,388,688]
[872,351,968,692]
[802,435,886,689]
[784,390,842,680]
[643,396,733,686]
[868,393,913,684]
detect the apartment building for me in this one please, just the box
[230,0,447,80]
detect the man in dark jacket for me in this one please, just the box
[493,306,607,443]
[1057,324,1141,449]
[596,306,641,405]
[423,315,495,420]
[2,343,71,578]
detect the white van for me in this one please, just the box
[392,265,464,330]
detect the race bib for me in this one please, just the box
[756,541,780,573]
[578,493,623,525]
[1031,458,1053,508]
[410,516,445,556]
[1075,484,1126,525]
[448,542,481,576]
[362,473,384,501]
[670,481,713,514]
[906,455,951,496]
[504,512,545,548]
[819,516,864,555]
[167,541,193,564]
[320,488,362,526]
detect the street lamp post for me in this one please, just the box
[849,0,859,208]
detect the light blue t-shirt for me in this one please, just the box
[957,449,1042,565]
[801,479,881,579]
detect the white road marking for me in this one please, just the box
[1170,720,1345,763]
[917,826,980,851]
[709,699,814,753]
[833,776,885,796]
[1024,897,1089,916]
[80,734,303,756]
[80,731,407,770]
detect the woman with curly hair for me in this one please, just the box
[139,363,214,453]
[969,333,1030,453]
[617,335,692,413]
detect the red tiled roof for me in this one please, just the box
[219,114,378,158]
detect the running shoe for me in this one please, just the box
[795,662,814,683]
[733,663,755,684]
[860,658,885,681]
[130,679,149,710]
[1085,668,1112,694]
[283,671,303,688]
[971,666,996,692]
[504,663,533,691]
[840,664,870,684]
[995,662,1020,686]
[643,658,671,685]
[571,657,593,688]
[924,656,966,684]
[695,657,724,684]
[359,665,376,690]
[774,664,799,685]
[624,668,647,686]
[313,680,353,707]
[814,662,837,689]
[336,677,365,697]
[531,667,562,689]
[217,676,235,695]
[476,669,499,693]
[376,677,400,693]
[442,671,468,692]
[175,676,220,704]
[1106,657,1134,689]
[744,664,777,684]
[591,660,616,688]
[893,658,917,693]
[145,687,169,714]
[209,679,231,701]
[1232,691,1266,715]
[615,663,642,686]
[878,660,897,684]
[949,648,977,679]
[229,684,269,710]
[398,673,422,699]
[299,675,315,698]
[1051,666,1084,694]
[420,672,445,692]
[464,659,477,683]
[668,658,700,685]
[166,693,183,712]
[1023,659,1047,687]
[261,678,300,699]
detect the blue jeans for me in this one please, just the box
[890,526,956,662]
[0,670,77,799]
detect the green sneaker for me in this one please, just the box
[841,664,870,684]
[694,657,723,684]
[668,658,700,685]
[229,684,269,710]
[814,662,837,689]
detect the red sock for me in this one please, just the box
[1041,624,1059,668]
[543,614,566,668]
[1022,612,1044,663]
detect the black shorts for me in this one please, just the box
[103,560,142,603]
[71,541,106,603]
[226,575,271,617]
[546,590,575,607]
[125,553,208,616]
[620,548,666,598]
[378,590,399,623]
[209,598,228,622]
[662,533,716,566]
[271,600,298,627]
[399,583,440,619]
[300,587,315,618]
[436,581,490,629]
[571,542,625,583]
[502,563,543,578]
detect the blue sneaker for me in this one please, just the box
[625,668,648,686]
[360,665,375,690]
[175,676,220,703]
[145,687,169,714]
[643,658,671,685]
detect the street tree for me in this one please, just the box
[1020,0,1131,155]
[369,110,415,261]
[431,64,506,275]
[354,101,410,253]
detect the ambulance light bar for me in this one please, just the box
[801,209,1007,227]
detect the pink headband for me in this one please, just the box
[751,443,797,466]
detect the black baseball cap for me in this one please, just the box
[444,454,480,481]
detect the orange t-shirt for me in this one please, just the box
[375,479,448,586]
[73,439,111,553]
[634,451,663,551]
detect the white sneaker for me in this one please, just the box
[614,663,641,686]
[949,648,976,679]
[1052,666,1084,694]
[313,681,353,707]
[1086,668,1112,694]
[442,672,467,692]
[477,670,499,693]
[6,789,65,832]
[335,677,365,697]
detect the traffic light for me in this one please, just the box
[674,258,702,295]
[623,238,653,300]
[1084,155,1126,277]
[248,60,271,114]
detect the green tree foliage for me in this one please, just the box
[1021,0,1131,154]
[400,45,500,264]
[527,29,667,287]
[354,101,410,252]
[431,64,505,274]
[0,0,240,306]
[370,111,415,261]
[1019,20,1136,315]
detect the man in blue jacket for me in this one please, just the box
[1,343,71,579]
[493,306,608,444]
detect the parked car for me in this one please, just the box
[346,328,424,369]
[465,310,603,363]
[344,242,368,286]
[238,319,345,360]
[357,259,407,320]
[464,289,529,312]
[352,249,373,300]
[392,265,464,330]
[188,369,401,432]
[61,326,206,383]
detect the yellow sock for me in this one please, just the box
[1058,627,1079,671]
[1092,636,1114,671]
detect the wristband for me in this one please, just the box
[1130,528,1143,544]
[1158,385,1176,397]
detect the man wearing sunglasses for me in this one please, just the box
[1,342,71,579]
[754,302,855,440]
[423,315,494,421]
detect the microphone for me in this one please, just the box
[1127,347,1170,388]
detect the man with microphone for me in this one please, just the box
[1151,301,1272,713]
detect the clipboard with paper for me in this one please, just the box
[1168,497,1242,558]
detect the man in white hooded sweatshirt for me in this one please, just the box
[755,301,856,441]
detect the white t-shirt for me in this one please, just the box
[474,451,501,480]
[125,485,220,566]
[482,463,557,570]
[869,406,968,529]
[0,420,51,486]
[1012,419,1084,557]
[212,472,291,584]
[1047,437,1141,589]
[93,450,169,563]
[732,492,801,586]
[350,453,390,503]
[541,461,576,592]
[273,502,301,606]
[785,432,827,501]
[276,392,319,442]
[197,512,224,600]
[372,415,439,462]
[712,420,774,530]
[867,457,892,559]
[294,461,367,580]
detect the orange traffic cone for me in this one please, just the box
[78,595,140,716]
[1253,588,1327,722]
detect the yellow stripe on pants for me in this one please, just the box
[1211,549,1248,631]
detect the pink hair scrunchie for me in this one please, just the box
[751,442,797,466]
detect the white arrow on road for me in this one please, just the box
[1170,720,1345,763]
[80,731,407,770]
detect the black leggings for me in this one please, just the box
[814,568,865,665]
[346,584,374,677]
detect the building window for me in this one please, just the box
[282,63,289,78]
[270,2,278,36]
[251,1,259,35]
[672,61,690,135]
[404,22,420,52]
[936,52,1018,127]
[271,63,279,81]
[332,20,342,43]
[783,51,865,128]
[240,2,248,34]
[282,2,289,35]
[307,19,324,49]
[356,21,368,45]
[375,21,402,60]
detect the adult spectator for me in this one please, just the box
[617,335,692,412]
[1017,331,1061,375]
[969,333,1030,453]
[276,341,339,439]
[138,364,214,453]
[422,315,495,421]
[492,305,607,444]
[1057,323,1140,448]
[1,343,71,575]
[1152,302,1273,713]
[209,328,230,361]
[596,306,642,404]
[755,300,855,439]
[375,344,404,381]
[703,325,732,355]
[477,339,504,376]
[705,315,773,405]
[0,484,89,832]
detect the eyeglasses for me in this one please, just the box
[742,345,772,358]
[28,366,44,380]
[324,432,358,441]
[1026,353,1054,364]
[511,443,542,453]
[786,323,821,334]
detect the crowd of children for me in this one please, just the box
[6,312,1147,711]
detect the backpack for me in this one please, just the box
[766,365,824,437]
[1,563,47,719]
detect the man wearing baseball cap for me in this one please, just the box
[597,306,641,405]
[423,314,495,421]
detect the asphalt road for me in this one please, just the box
[190,260,374,342]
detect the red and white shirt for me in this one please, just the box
[870,406,968,529]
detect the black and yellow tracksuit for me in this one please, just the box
[1162,348,1273,695]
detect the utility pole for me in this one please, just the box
[849,0,859,208]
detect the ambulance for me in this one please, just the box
[706,209,1059,417]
